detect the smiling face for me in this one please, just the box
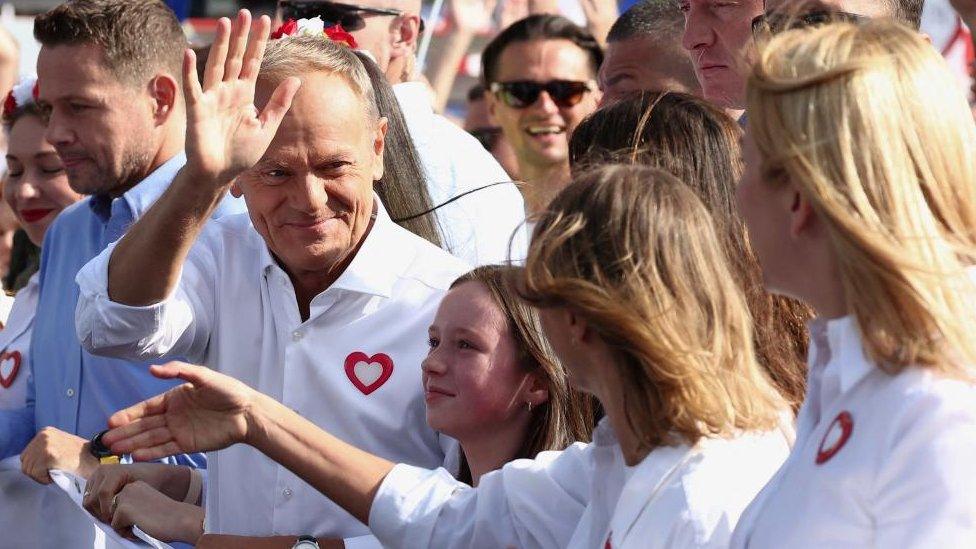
[239,71,385,276]
[488,39,600,175]
[679,0,764,109]
[422,281,541,439]
[4,114,83,245]
[36,43,159,196]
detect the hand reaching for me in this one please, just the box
[184,10,301,185]
[580,0,618,46]
[103,362,259,461]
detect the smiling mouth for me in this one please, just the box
[525,125,565,137]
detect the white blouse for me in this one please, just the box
[369,418,791,548]
[731,316,976,548]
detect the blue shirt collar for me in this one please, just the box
[88,152,187,223]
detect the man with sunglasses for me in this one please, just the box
[481,14,603,216]
[278,0,529,266]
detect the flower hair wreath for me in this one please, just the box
[2,76,39,121]
[271,17,358,49]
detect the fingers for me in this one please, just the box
[241,15,272,82]
[258,76,302,130]
[183,49,203,105]
[223,10,252,82]
[203,17,231,90]
[107,393,168,429]
[132,441,184,463]
[104,415,169,452]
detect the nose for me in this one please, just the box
[290,173,329,214]
[421,351,447,377]
[44,109,75,148]
[681,6,717,54]
[10,177,39,203]
[530,90,561,115]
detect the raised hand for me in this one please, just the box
[103,362,259,461]
[184,10,301,185]
[580,0,618,47]
[450,0,498,35]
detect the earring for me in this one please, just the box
[527,402,533,413]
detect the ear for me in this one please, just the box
[230,179,243,198]
[372,116,388,182]
[148,74,180,126]
[788,188,816,239]
[522,370,550,408]
[391,14,422,55]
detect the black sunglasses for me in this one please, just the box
[751,10,867,37]
[489,80,595,109]
[468,127,503,150]
[279,0,424,32]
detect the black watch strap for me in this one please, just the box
[89,429,120,464]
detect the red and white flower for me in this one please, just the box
[271,17,358,49]
[2,76,39,120]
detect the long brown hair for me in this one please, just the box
[451,265,595,484]
[569,91,811,408]
[519,165,785,451]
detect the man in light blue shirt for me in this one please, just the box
[0,0,242,510]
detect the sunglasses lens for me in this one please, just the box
[501,82,542,108]
[548,82,588,107]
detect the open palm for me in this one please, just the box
[104,362,257,461]
[183,10,301,185]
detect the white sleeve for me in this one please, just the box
[369,443,592,549]
[873,383,976,547]
[74,237,217,365]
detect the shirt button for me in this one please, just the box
[292,331,303,342]
[65,388,75,398]
[282,488,293,499]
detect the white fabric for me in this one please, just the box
[0,273,38,410]
[75,201,469,540]
[393,82,529,266]
[369,418,790,548]
[731,316,976,548]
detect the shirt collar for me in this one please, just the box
[88,152,187,223]
[261,195,402,299]
[808,315,875,395]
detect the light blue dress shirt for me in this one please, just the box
[0,152,245,465]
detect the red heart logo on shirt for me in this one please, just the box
[816,411,853,465]
[344,352,394,395]
[0,350,21,388]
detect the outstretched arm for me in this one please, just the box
[106,10,300,306]
[103,362,394,524]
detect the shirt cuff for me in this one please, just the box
[342,534,384,549]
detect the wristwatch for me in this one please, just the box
[88,430,120,465]
[292,535,320,549]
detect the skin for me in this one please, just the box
[463,97,521,179]
[735,128,847,318]
[488,39,600,214]
[4,114,83,246]
[424,281,547,484]
[764,0,891,18]
[599,37,702,105]
[679,0,763,111]
[35,43,184,197]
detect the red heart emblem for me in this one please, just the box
[0,350,21,389]
[816,411,853,465]
[344,352,394,395]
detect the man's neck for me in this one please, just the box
[106,126,186,198]
[519,160,571,216]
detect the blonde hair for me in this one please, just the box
[260,36,378,119]
[519,164,784,450]
[452,265,595,483]
[748,20,976,375]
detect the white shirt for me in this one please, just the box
[369,418,791,548]
[393,82,529,266]
[0,273,37,411]
[75,202,470,542]
[731,316,976,548]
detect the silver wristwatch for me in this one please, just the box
[292,535,319,549]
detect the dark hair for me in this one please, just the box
[481,14,603,85]
[34,0,186,84]
[451,265,595,484]
[569,92,812,409]
[352,51,443,248]
[607,0,684,43]
[4,229,39,293]
[889,0,923,29]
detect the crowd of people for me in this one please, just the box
[1,0,976,547]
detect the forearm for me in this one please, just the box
[428,30,476,113]
[247,393,395,524]
[107,166,228,306]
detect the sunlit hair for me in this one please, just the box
[451,265,595,483]
[519,165,785,450]
[748,20,976,374]
[569,91,811,409]
[260,36,378,120]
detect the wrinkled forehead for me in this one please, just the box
[764,0,891,18]
[36,44,128,101]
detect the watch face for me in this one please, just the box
[293,541,319,549]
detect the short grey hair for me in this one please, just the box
[260,36,379,119]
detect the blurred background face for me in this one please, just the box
[4,114,82,245]
[36,44,157,196]
[488,39,600,174]
[241,72,385,275]
[600,37,702,104]
[423,281,537,439]
[464,94,521,179]
[679,0,764,109]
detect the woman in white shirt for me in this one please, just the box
[0,75,84,546]
[103,163,792,549]
[731,20,976,547]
